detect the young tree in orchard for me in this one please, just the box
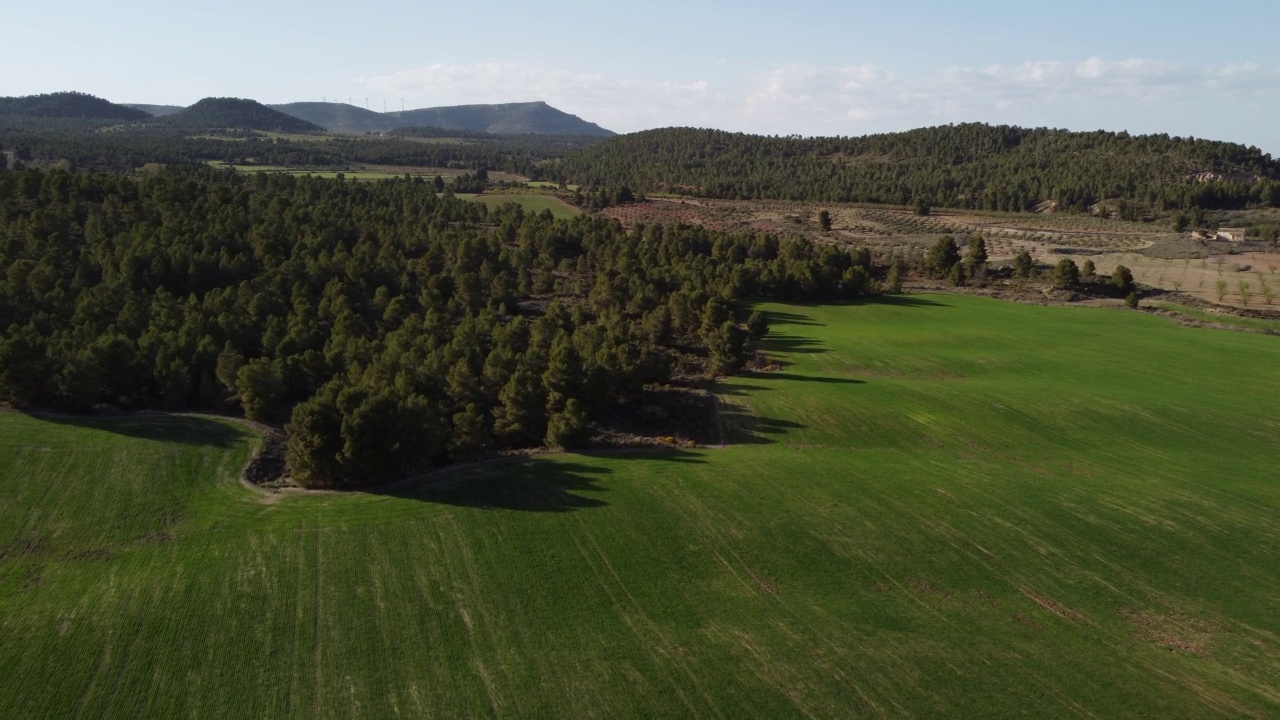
[1052,258,1080,289]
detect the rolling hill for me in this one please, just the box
[0,91,150,121]
[160,97,323,133]
[273,100,615,136]
[556,124,1280,213]
[267,101,388,133]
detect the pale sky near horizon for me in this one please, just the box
[5,0,1280,152]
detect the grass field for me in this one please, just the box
[458,193,582,220]
[2,296,1279,717]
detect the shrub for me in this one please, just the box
[1013,250,1035,279]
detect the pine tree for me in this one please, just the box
[1081,259,1096,280]
[449,403,492,461]
[885,260,904,293]
[542,333,584,414]
[492,367,546,445]
[1052,259,1079,288]
[965,235,988,275]
[1112,265,1135,295]
[235,357,284,422]
[545,398,592,450]
[925,236,961,278]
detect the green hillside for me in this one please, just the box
[556,124,1280,213]
[2,296,1278,717]
[0,91,150,121]
[161,97,323,133]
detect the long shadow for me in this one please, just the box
[713,383,774,397]
[369,449,706,512]
[855,294,951,308]
[739,371,864,385]
[24,412,248,449]
[715,404,807,445]
[767,295,951,311]
[756,311,826,327]
[758,333,829,355]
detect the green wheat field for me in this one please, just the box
[2,294,1277,718]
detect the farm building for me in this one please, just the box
[1216,227,1248,242]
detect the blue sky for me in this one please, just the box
[6,0,1280,151]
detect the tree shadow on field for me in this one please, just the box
[814,295,951,309]
[854,294,951,309]
[26,412,249,449]
[370,449,706,512]
[758,333,829,356]
[739,370,864,385]
[758,310,825,327]
[714,400,807,445]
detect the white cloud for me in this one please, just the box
[359,59,1280,148]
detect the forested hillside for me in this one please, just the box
[556,124,1280,214]
[0,92,150,121]
[0,126,592,176]
[0,167,875,486]
[159,98,324,133]
[390,101,615,136]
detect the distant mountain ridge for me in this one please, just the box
[0,92,149,121]
[160,98,323,133]
[271,100,615,136]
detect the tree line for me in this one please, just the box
[0,166,877,487]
